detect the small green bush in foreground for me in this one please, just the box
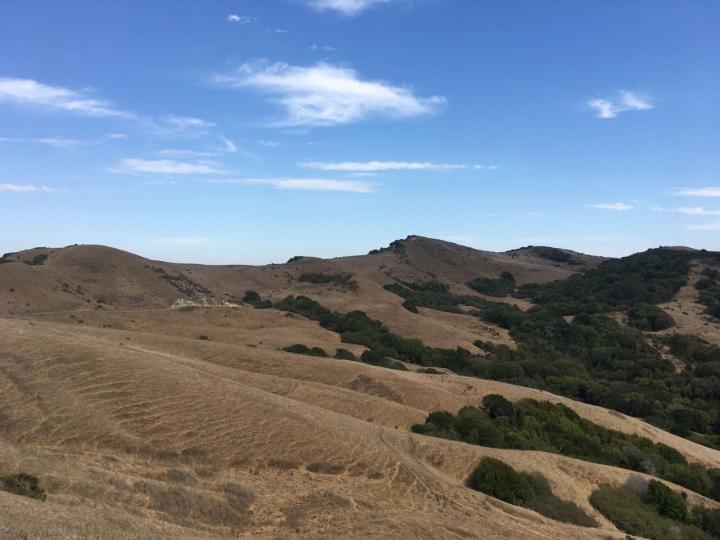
[0,473,46,501]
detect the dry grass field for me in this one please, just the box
[1,238,718,539]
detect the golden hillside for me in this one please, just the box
[1,238,719,539]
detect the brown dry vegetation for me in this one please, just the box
[1,238,718,538]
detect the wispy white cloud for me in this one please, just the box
[308,0,392,15]
[588,90,653,119]
[0,132,127,149]
[0,77,214,140]
[215,177,374,193]
[258,139,280,147]
[36,137,85,148]
[144,179,177,185]
[155,137,255,162]
[214,61,445,127]
[685,220,720,231]
[310,44,337,52]
[112,158,226,175]
[218,136,237,153]
[587,202,635,211]
[227,14,257,24]
[0,77,132,118]
[0,183,66,193]
[299,160,493,172]
[675,207,720,216]
[156,115,215,137]
[156,148,216,158]
[152,236,210,246]
[672,187,720,198]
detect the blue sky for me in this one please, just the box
[1,0,719,263]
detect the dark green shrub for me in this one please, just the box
[242,290,272,308]
[360,350,407,371]
[481,394,514,419]
[0,473,46,500]
[282,344,328,357]
[645,479,688,521]
[468,458,596,527]
[466,272,516,297]
[468,458,536,505]
[334,348,356,360]
[627,303,675,331]
[697,508,720,538]
[590,485,710,540]
[418,367,443,374]
[524,246,577,264]
[26,253,48,266]
[242,290,261,303]
[384,281,461,313]
[697,278,715,291]
[299,272,357,289]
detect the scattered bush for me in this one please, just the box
[520,246,578,264]
[360,350,407,371]
[24,253,48,266]
[481,394,514,419]
[334,348,356,360]
[468,457,536,505]
[0,473,46,500]
[466,272,516,297]
[418,367,443,374]
[645,479,688,521]
[468,458,596,527]
[299,272,357,290]
[384,281,461,313]
[590,485,711,540]
[696,273,720,321]
[282,344,328,357]
[242,290,272,309]
[275,295,482,374]
[696,507,720,538]
[628,302,675,331]
[297,250,720,446]
[412,397,720,502]
[242,290,261,303]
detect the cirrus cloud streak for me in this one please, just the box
[214,177,374,193]
[299,160,495,172]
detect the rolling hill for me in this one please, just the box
[1,237,720,539]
